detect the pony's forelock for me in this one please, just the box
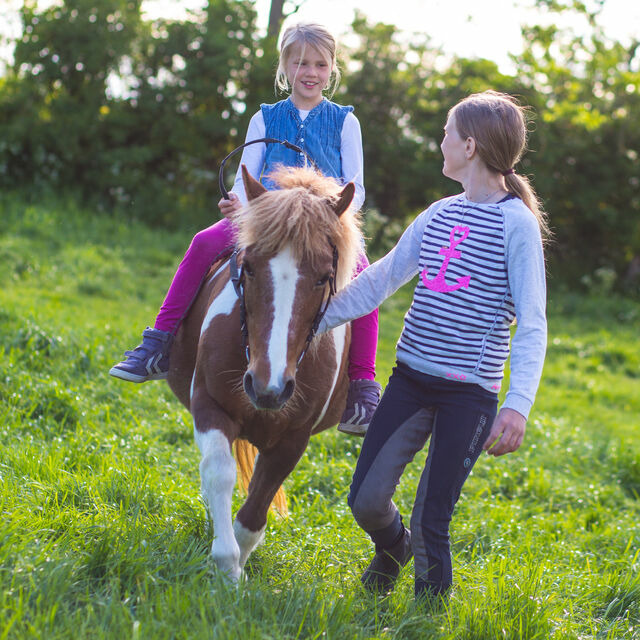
[233,166,361,288]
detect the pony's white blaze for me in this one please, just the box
[311,324,347,430]
[194,428,242,582]
[266,245,299,388]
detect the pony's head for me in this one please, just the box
[232,165,361,410]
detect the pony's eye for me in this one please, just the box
[243,261,254,277]
[316,274,330,287]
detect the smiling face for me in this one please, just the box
[285,42,331,110]
[440,113,471,181]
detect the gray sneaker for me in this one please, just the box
[338,379,382,437]
[109,327,173,383]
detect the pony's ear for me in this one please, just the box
[241,164,268,201]
[329,182,355,217]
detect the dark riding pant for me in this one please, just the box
[348,362,498,595]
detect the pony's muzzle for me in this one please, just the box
[243,370,295,410]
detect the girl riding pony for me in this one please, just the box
[110,23,381,435]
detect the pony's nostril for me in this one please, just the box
[243,371,256,401]
[278,378,295,405]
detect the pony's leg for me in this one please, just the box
[192,398,242,581]
[234,514,265,570]
[234,432,310,568]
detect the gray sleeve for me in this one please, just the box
[319,207,433,332]
[502,206,548,419]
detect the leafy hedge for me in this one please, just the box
[1,0,638,294]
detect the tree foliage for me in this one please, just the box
[513,17,640,288]
[1,0,263,225]
[0,1,638,293]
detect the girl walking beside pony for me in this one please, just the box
[110,23,381,435]
[319,90,549,600]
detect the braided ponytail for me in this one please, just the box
[504,172,550,240]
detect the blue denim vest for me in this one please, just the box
[260,98,353,189]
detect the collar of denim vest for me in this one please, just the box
[285,96,328,127]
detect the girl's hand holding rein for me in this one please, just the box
[483,408,527,456]
[218,192,242,218]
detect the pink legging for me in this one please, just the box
[154,218,378,381]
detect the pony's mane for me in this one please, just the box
[233,166,362,289]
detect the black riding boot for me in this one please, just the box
[361,527,412,594]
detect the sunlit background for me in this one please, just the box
[3,0,640,73]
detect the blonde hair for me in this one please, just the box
[450,90,551,240]
[275,23,341,98]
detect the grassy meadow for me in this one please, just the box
[1,194,639,639]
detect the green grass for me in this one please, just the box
[1,192,639,639]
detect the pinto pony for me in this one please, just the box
[167,165,361,581]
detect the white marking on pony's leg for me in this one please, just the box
[311,324,347,430]
[267,245,299,389]
[194,428,241,582]
[233,519,266,570]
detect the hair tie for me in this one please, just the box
[502,168,515,176]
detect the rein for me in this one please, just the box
[218,137,316,201]
[229,243,339,367]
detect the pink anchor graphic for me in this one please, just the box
[421,225,472,293]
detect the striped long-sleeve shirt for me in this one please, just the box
[320,193,547,419]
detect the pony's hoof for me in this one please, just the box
[211,559,242,584]
[211,544,241,583]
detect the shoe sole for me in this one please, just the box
[109,367,168,383]
[337,422,368,437]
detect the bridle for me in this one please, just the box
[228,243,338,367]
[220,137,338,367]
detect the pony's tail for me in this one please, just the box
[233,440,288,516]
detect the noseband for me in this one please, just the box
[229,243,338,367]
